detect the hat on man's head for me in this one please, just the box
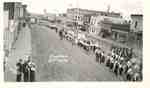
[18,58,22,62]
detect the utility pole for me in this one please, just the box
[43,9,47,15]
[107,0,112,13]
[75,0,79,38]
[107,5,111,13]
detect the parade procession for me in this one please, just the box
[57,27,142,81]
[3,1,143,82]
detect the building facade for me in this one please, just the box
[67,8,121,32]
[88,15,127,34]
[130,14,143,32]
[130,14,143,49]
[88,15,130,43]
[4,2,27,53]
[110,23,130,41]
[67,8,121,21]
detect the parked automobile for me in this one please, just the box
[90,41,101,52]
[50,26,57,30]
[65,30,76,41]
[78,38,91,51]
[49,24,58,32]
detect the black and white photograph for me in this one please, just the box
[3,0,143,82]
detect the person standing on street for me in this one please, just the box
[28,61,36,82]
[101,52,105,63]
[16,59,23,82]
[106,55,111,67]
[99,51,103,64]
[22,57,30,82]
[126,67,134,81]
[109,57,115,71]
[113,60,119,76]
[95,49,99,62]
[59,30,63,40]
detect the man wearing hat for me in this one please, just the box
[95,49,99,62]
[113,60,119,76]
[22,56,30,82]
[118,57,124,75]
[59,29,63,40]
[126,67,134,81]
[16,59,23,82]
[106,55,111,67]
[101,52,105,64]
[109,56,114,71]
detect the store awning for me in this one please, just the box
[111,29,129,34]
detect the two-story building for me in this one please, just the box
[130,14,143,39]
[130,14,143,32]
[130,14,143,48]
[89,15,130,42]
[89,15,126,33]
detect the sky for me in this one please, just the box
[19,0,143,17]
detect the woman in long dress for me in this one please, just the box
[28,62,36,82]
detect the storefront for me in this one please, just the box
[111,29,129,42]
[111,23,130,43]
